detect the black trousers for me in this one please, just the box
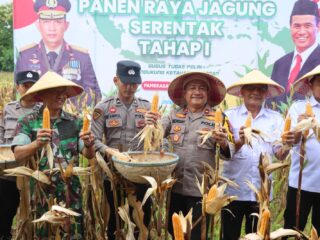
[0,179,20,239]
[221,200,259,240]
[104,180,151,240]
[168,192,208,240]
[284,186,320,235]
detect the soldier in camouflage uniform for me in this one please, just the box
[91,60,151,240]
[15,0,102,105]
[12,71,95,239]
[0,71,40,240]
[146,72,235,239]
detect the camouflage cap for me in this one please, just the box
[15,71,39,84]
[34,0,71,19]
[116,60,142,84]
[291,0,319,18]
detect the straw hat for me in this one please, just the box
[168,72,226,107]
[227,69,284,98]
[21,71,83,102]
[292,65,320,96]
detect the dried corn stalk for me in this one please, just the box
[4,166,51,185]
[118,202,136,240]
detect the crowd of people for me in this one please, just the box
[0,0,320,239]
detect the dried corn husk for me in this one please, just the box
[105,147,133,162]
[257,208,270,237]
[118,202,136,240]
[33,205,80,224]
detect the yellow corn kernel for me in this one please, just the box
[151,93,159,113]
[305,102,313,117]
[207,185,218,201]
[82,114,90,132]
[42,106,50,129]
[214,109,222,129]
[172,213,184,240]
[283,115,291,132]
[258,209,270,237]
[245,112,252,128]
[64,162,74,178]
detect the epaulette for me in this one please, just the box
[101,96,115,103]
[137,97,150,103]
[19,43,37,52]
[6,101,17,106]
[70,44,88,54]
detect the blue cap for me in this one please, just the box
[15,71,39,84]
[116,60,142,84]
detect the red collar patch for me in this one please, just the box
[109,106,117,113]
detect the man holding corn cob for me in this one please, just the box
[284,65,320,235]
[220,70,295,240]
[146,72,234,239]
[91,60,151,240]
[11,71,95,238]
[0,71,41,240]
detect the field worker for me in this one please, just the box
[145,72,235,239]
[0,71,40,240]
[284,65,320,235]
[11,71,95,238]
[221,70,295,240]
[91,60,151,240]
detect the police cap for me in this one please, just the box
[116,60,142,84]
[34,0,71,19]
[15,71,40,85]
[291,0,319,19]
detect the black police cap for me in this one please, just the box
[15,71,39,84]
[291,0,319,18]
[116,60,142,84]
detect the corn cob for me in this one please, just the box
[207,185,218,201]
[258,208,270,237]
[42,106,50,129]
[172,213,184,240]
[283,115,291,132]
[214,108,222,129]
[305,101,313,117]
[82,113,90,132]
[245,112,252,128]
[151,93,159,113]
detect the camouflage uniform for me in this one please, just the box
[16,41,102,105]
[12,107,85,239]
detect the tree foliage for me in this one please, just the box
[0,3,13,72]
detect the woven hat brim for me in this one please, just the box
[168,72,226,107]
[227,70,284,98]
[21,71,83,102]
[293,65,320,96]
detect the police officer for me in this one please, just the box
[91,60,151,240]
[0,70,41,240]
[15,0,101,105]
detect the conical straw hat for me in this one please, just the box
[292,64,320,96]
[168,72,226,107]
[21,71,83,102]
[227,69,284,98]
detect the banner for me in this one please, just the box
[13,0,317,106]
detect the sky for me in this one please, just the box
[0,0,11,5]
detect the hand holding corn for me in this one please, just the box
[80,131,95,148]
[145,111,160,125]
[36,129,52,148]
[212,127,228,149]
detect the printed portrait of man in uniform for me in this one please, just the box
[15,0,102,105]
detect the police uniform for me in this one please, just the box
[91,60,151,240]
[15,0,102,104]
[0,71,40,239]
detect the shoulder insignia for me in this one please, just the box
[204,116,215,121]
[19,43,37,52]
[136,108,147,114]
[93,108,103,120]
[70,44,88,53]
[173,125,181,132]
[137,97,150,103]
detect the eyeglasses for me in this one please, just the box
[242,85,268,92]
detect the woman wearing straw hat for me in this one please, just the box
[146,72,234,239]
[11,71,95,238]
[221,70,294,240]
[284,65,320,235]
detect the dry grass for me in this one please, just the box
[0,71,15,113]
